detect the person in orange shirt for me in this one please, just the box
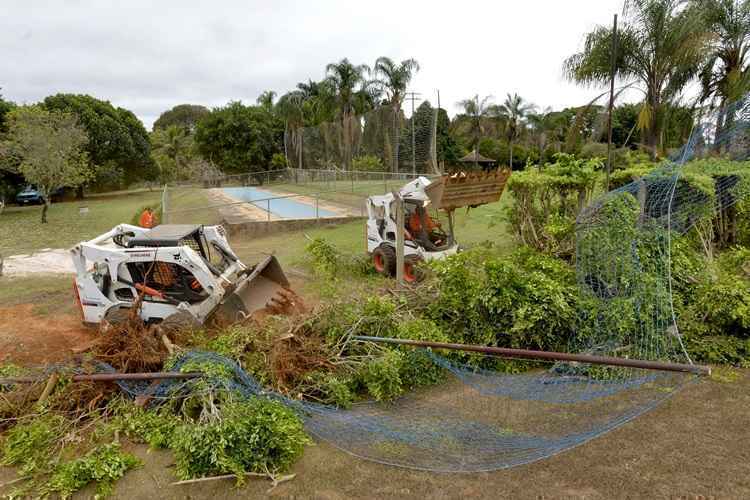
[139,207,157,228]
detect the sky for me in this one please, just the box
[1,0,627,130]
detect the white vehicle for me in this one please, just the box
[366,171,512,282]
[71,224,292,327]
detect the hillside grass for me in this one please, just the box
[0,190,162,256]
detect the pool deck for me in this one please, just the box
[207,187,358,223]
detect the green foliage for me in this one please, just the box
[361,350,404,401]
[111,403,179,449]
[506,153,599,256]
[153,104,209,131]
[304,236,374,282]
[429,247,578,353]
[1,415,66,476]
[195,101,283,176]
[1,106,91,220]
[44,443,140,499]
[170,398,310,482]
[43,93,155,187]
[352,154,385,172]
[393,319,448,388]
[271,152,288,169]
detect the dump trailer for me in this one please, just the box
[71,224,293,327]
[366,168,511,282]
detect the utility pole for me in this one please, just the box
[606,13,618,192]
[404,91,422,176]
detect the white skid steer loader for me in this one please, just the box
[71,224,294,328]
[366,169,512,282]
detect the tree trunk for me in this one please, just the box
[41,200,50,224]
[509,141,514,169]
[76,185,84,200]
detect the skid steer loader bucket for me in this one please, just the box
[436,168,512,210]
[211,255,294,324]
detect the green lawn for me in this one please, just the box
[0,191,162,256]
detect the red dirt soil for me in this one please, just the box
[0,304,95,365]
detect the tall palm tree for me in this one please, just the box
[564,0,710,159]
[325,58,371,117]
[325,58,372,169]
[373,57,419,171]
[697,0,750,142]
[495,93,536,168]
[455,94,494,155]
[373,57,420,107]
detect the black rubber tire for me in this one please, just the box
[159,311,201,333]
[372,245,397,277]
[103,306,133,326]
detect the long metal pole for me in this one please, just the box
[605,13,618,192]
[352,336,710,375]
[1,372,203,384]
[394,193,405,284]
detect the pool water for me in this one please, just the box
[221,187,338,219]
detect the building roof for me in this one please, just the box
[459,150,496,164]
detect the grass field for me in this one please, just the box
[0,190,162,256]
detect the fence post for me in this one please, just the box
[394,193,404,284]
[162,184,169,224]
[383,172,387,194]
[315,194,320,225]
[267,199,271,222]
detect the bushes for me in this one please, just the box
[352,155,386,172]
[506,154,599,257]
[170,399,310,482]
[44,443,140,499]
[428,247,578,353]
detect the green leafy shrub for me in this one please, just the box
[1,414,66,476]
[111,403,179,449]
[44,443,140,499]
[393,319,448,388]
[361,350,404,401]
[352,154,386,172]
[428,247,578,353]
[170,398,310,483]
[305,237,374,281]
[506,153,599,256]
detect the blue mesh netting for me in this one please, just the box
[110,98,750,471]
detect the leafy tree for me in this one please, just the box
[1,106,90,222]
[153,104,209,132]
[194,101,283,180]
[0,93,15,135]
[612,103,640,147]
[494,93,536,168]
[43,94,155,192]
[436,107,461,167]
[564,0,709,159]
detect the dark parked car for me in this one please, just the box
[15,186,65,205]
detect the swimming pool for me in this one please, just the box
[221,187,338,219]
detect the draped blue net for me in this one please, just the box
[106,97,750,471]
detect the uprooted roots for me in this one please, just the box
[269,329,334,391]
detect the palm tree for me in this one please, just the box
[325,58,372,169]
[495,93,536,168]
[455,94,495,155]
[325,58,371,117]
[373,57,420,107]
[564,0,710,159]
[256,90,277,111]
[697,0,750,141]
[373,57,420,171]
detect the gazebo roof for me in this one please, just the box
[459,150,496,163]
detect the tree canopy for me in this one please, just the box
[1,106,90,221]
[153,104,210,132]
[194,102,283,177]
[43,94,155,188]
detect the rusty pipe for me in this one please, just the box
[0,372,203,385]
[352,336,710,376]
